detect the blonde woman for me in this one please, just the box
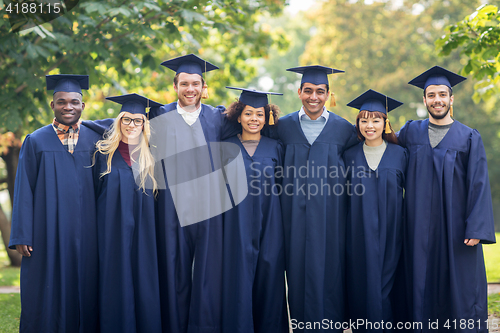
[92,93,162,333]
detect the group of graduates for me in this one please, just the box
[8,53,496,333]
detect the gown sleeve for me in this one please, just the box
[275,140,284,186]
[464,130,496,244]
[8,135,37,248]
[82,119,114,136]
[345,124,359,150]
[396,120,412,149]
[219,105,242,140]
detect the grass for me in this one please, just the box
[0,242,20,287]
[0,293,20,333]
[490,293,500,317]
[485,233,500,283]
[0,242,20,333]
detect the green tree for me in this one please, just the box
[437,4,500,103]
[246,11,312,115]
[0,0,288,265]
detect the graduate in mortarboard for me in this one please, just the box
[398,66,496,332]
[147,54,237,333]
[343,89,407,332]
[221,87,288,333]
[92,93,162,333]
[267,66,358,332]
[9,74,101,332]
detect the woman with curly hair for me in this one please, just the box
[92,93,162,333]
[221,87,288,333]
[343,89,407,332]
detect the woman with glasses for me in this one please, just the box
[92,93,162,333]
[221,87,288,333]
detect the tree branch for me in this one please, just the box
[14,57,66,94]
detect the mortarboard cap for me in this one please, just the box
[226,86,282,108]
[105,93,162,115]
[286,65,344,86]
[46,74,89,95]
[347,89,403,115]
[160,54,219,76]
[408,66,466,90]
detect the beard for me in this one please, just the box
[426,102,450,120]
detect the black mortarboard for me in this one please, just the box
[286,65,344,85]
[226,86,283,108]
[347,89,403,115]
[105,93,162,115]
[160,54,219,76]
[408,66,466,90]
[46,74,89,95]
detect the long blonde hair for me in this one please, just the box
[94,112,158,194]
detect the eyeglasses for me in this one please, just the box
[121,117,144,126]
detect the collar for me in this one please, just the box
[52,118,81,133]
[176,102,202,117]
[299,106,329,121]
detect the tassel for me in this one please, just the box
[450,105,453,118]
[202,83,209,99]
[385,118,392,134]
[269,109,275,125]
[330,92,336,107]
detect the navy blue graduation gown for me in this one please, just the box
[269,111,358,332]
[343,142,407,332]
[9,124,100,333]
[221,135,288,333]
[93,148,161,333]
[148,103,232,333]
[398,119,496,332]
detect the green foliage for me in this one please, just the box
[0,0,288,135]
[247,12,311,115]
[297,0,485,127]
[437,4,500,103]
[0,293,20,333]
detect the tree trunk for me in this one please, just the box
[3,142,20,207]
[0,204,21,266]
[0,136,22,267]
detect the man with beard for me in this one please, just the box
[397,66,496,332]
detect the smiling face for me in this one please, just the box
[357,113,385,146]
[238,105,266,139]
[120,112,144,144]
[424,84,454,123]
[298,82,329,119]
[51,91,84,126]
[174,72,203,111]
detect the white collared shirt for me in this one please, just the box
[177,102,202,126]
[298,106,329,122]
[299,106,329,144]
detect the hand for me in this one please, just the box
[15,245,33,257]
[464,239,480,246]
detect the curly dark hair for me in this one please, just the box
[355,110,398,145]
[225,100,280,128]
